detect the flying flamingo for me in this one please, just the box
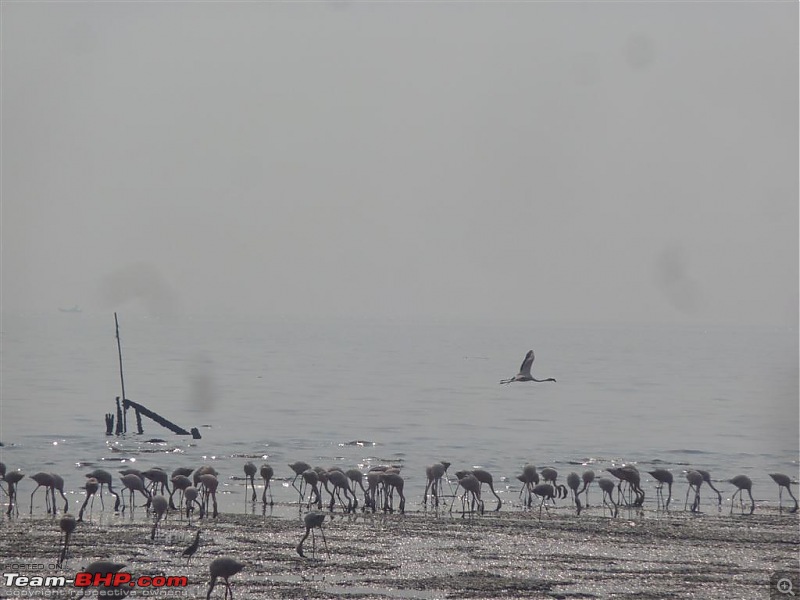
[500,350,556,384]
[769,473,798,513]
[207,557,245,599]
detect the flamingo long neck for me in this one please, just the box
[298,527,311,548]
[707,482,722,504]
[787,487,799,509]
[206,579,216,600]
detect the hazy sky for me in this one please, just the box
[3,2,797,325]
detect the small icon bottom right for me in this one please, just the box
[772,572,799,598]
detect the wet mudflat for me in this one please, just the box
[1,504,797,599]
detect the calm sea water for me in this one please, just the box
[1,312,797,513]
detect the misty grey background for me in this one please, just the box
[1,3,799,524]
[2,2,798,326]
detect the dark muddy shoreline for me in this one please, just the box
[1,505,798,599]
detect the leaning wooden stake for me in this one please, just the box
[122,398,200,438]
[135,409,144,435]
[115,397,123,435]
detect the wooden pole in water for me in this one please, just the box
[115,397,123,435]
[114,313,128,433]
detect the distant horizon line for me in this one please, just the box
[0,308,796,332]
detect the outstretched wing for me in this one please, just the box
[519,350,534,376]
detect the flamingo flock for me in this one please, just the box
[2,459,797,522]
[1,457,796,599]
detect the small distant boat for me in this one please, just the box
[59,305,82,313]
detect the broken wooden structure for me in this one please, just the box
[106,313,202,440]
